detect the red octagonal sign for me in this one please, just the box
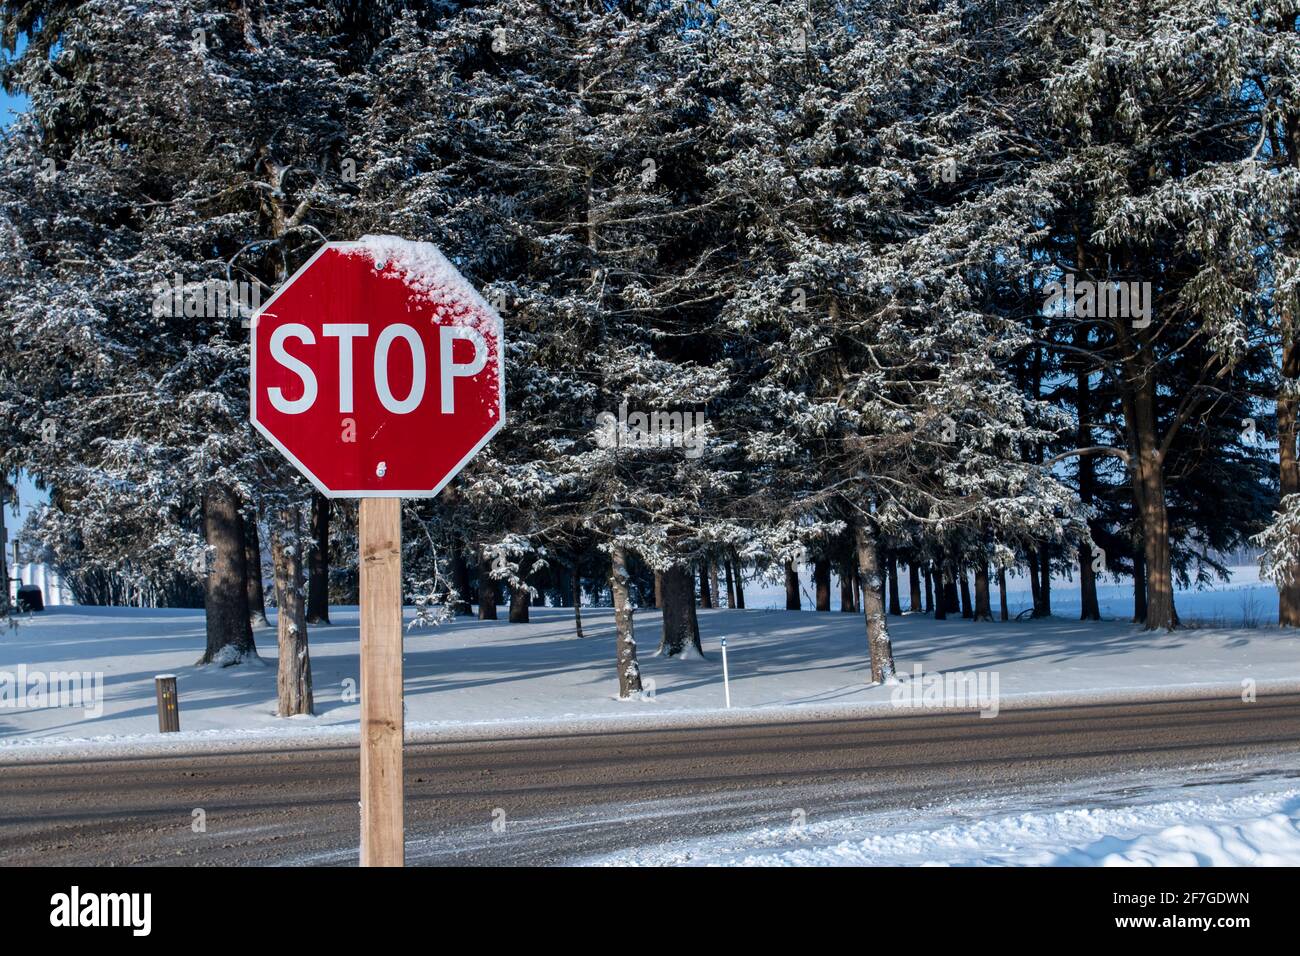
[251,237,505,497]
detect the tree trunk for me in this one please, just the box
[509,582,530,623]
[732,555,745,609]
[1134,461,1176,629]
[1027,302,1056,610]
[572,561,584,639]
[709,561,720,607]
[998,567,1009,621]
[723,560,736,609]
[244,509,268,627]
[200,484,256,665]
[958,567,973,619]
[478,548,498,620]
[840,558,856,612]
[1075,341,1102,620]
[658,564,703,658]
[507,555,532,623]
[943,564,960,614]
[924,564,933,613]
[1133,546,1148,624]
[1129,377,1178,629]
[271,507,313,716]
[854,520,896,684]
[449,541,473,615]
[814,558,831,611]
[1278,306,1300,624]
[1078,540,1101,621]
[973,562,993,622]
[699,561,713,608]
[1028,550,1043,615]
[784,560,801,610]
[886,553,902,616]
[306,492,330,624]
[610,546,642,698]
[908,562,922,613]
[654,570,663,609]
[1038,548,1052,618]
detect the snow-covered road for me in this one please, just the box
[2,695,1298,866]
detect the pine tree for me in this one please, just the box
[0,0,422,697]
[697,0,1083,679]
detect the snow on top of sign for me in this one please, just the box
[344,235,501,333]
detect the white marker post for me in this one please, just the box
[721,637,731,709]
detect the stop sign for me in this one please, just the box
[250,237,505,496]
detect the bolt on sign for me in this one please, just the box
[250,236,505,866]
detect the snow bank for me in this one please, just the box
[595,779,1300,867]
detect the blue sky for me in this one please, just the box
[1,32,28,124]
[1,88,25,123]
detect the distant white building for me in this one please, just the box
[9,562,73,607]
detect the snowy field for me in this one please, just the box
[2,565,1298,756]
[591,762,1300,866]
[993,566,1278,626]
[764,563,1280,623]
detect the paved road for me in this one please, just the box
[2,693,1299,866]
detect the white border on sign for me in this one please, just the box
[248,240,507,499]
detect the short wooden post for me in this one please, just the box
[155,674,180,733]
[359,498,404,867]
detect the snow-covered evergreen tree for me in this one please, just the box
[690,1,1085,679]
[0,0,422,702]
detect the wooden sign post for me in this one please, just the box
[250,237,505,868]
[359,498,404,866]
